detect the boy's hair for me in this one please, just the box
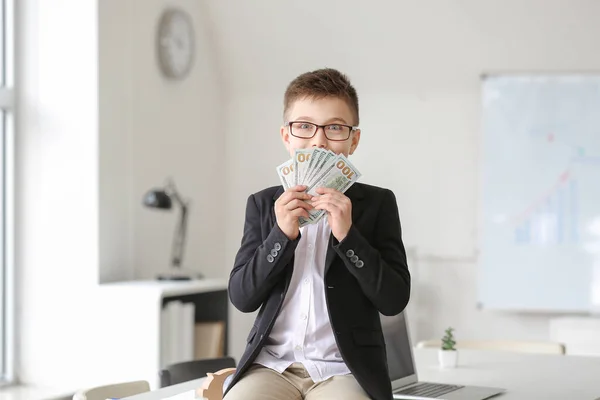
[283,68,360,125]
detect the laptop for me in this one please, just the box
[381,312,505,400]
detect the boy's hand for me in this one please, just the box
[311,187,352,242]
[275,185,313,240]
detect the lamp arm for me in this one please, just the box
[164,180,189,268]
[168,187,187,209]
[171,202,188,267]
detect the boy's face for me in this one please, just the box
[280,96,361,158]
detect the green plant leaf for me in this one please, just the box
[440,327,456,350]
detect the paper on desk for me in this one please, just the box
[160,389,197,400]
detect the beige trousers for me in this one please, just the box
[223,363,370,400]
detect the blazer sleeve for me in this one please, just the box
[228,194,301,313]
[333,189,411,316]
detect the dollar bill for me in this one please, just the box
[293,149,314,186]
[300,154,362,226]
[306,154,360,194]
[304,149,336,188]
[276,159,295,190]
[303,149,327,187]
[302,148,321,186]
[277,150,362,227]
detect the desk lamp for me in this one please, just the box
[142,179,202,280]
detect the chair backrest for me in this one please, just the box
[72,380,150,400]
[415,339,566,355]
[159,357,237,387]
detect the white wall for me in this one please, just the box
[98,0,135,282]
[213,0,600,357]
[99,0,226,283]
[125,0,226,282]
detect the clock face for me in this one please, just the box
[157,8,195,79]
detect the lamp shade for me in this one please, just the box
[143,189,173,209]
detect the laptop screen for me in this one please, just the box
[381,312,416,381]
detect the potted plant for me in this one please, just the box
[439,327,458,368]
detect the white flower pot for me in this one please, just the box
[438,349,458,368]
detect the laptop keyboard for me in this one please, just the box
[394,382,465,398]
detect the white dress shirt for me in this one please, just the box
[254,217,351,382]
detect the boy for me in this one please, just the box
[224,68,411,400]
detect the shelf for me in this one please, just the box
[99,278,228,297]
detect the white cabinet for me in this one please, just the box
[95,279,229,389]
[549,317,600,356]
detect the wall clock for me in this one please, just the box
[156,8,195,80]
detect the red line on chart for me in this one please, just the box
[509,169,570,226]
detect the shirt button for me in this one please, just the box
[295,345,302,351]
[308,244,313,249]
[304,278,310,284]
[301,314,307,321]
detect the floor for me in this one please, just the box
[0,385,73,400]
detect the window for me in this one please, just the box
[0,0,14,384]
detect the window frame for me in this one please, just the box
[0,0,15,385]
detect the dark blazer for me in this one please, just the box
[226,182,411,400]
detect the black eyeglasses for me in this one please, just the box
[286,121,359,141]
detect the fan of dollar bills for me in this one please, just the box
[276,149,362,226]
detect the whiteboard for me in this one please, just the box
[478,75,600,312]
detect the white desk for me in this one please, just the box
[413,348,600,399]
[124,348,600,400]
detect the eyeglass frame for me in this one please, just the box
[285,121,360,142]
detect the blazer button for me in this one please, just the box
[270,249,278,257]
[267,254,274,263]
[274,242,282,251]
[355,260,364,268]
[350,255,359,263]
[346,249,354,258]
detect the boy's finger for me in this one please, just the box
[311,194,332,204]
[316,195,344,206]
[286,199,313,211]
[315,187,340,195]
[280,191,311,204]
[291,208,309,219]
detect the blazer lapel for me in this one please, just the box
[324,183,365,275]
[271,186,285,226]
[273,186,285,200]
